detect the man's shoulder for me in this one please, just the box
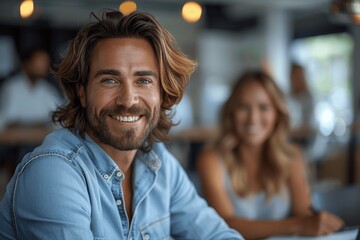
[37,79,61,95]
[29,128,85,161]
[1,73,26,89]
[12,129,88,186]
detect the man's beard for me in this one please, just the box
[86,104,159,151]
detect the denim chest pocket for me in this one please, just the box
[140,215,170,240]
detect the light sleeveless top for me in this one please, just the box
[224,170,291,220]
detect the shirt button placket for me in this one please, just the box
[116,171,123,178]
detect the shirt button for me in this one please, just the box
[143,233,150,240]
[103,173,109,180]
[116,171,123,178]
[116,199,122,206]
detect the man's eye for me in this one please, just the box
[138,79,151,85]
[102,78,116,84]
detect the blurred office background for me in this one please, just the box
[0,0,360,195]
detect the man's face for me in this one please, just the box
[27,50,50,79]
[78,38,161,151]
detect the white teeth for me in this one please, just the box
[114,115,139,122]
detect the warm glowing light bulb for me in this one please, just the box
[119,1,137,15]
[352,14,360,24]
[182,1,202,23]
[20,0,34,19]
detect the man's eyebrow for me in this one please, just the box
[94,69,158,79]
[134,70,158,78]
[94,69,121,78]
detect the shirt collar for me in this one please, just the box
[82,133,119,180]
[136,147,161,172]
[81,133,161,179]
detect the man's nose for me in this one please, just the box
[116,83,139,107]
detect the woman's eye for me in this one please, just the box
[259,104,269,111]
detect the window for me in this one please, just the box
[290,33,353,141]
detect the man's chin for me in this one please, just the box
[109,132,147,150]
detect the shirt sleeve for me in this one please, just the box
[165,148,244,240]
[12,154,94,240]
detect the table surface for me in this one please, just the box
[266,228,358,240]
[0,127,52,146]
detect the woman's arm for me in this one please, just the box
[197,147,236,218]
[288,146,313,216]
[288,147,344,235]
[197,146,344,240]
[197,147,297,239]
[165,145,243,240]
[224,211,343,239]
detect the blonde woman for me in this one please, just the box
[197,70,343,239]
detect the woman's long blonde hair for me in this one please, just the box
[217,70,296,198]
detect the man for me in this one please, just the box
[0,47,63,185]
[0,10,243,239]
[0,48,62,130]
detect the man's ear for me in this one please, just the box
[77,84,86,107]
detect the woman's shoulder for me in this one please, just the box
[286,142,307,170]
[288,143,304,158]
[198,145,221,162]
[197,145,224,172]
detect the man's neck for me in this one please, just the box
[24,71,39,87]
[106,148,137,174]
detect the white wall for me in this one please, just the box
[263,7,291,93]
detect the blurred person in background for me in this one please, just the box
[0,47,63,185]
[197,70,343,239]
[287,63,320,185]
[0,10,243,239]
[287,63,317,149]
[0,47,62,130]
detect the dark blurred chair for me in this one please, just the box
[312,185,360,228]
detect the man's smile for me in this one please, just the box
[110,114,141,122]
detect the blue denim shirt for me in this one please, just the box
[0,128,243,239]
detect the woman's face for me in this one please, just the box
[233,80,277,147]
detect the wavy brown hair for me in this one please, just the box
[217,70,296,198]
[52,10,196,150]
